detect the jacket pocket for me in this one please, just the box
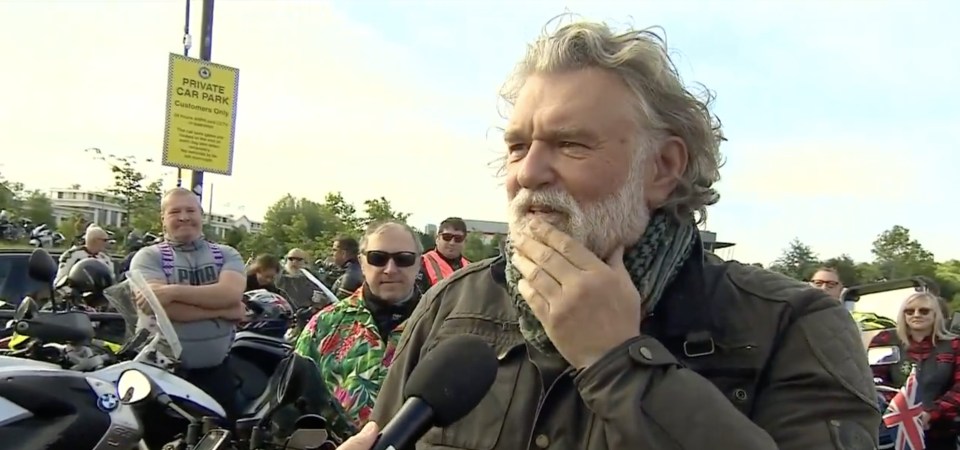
[420,318,525,450]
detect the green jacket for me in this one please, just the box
[372,250,879,449]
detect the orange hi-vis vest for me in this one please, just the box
[421,250,469,286]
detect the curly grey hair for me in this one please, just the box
[499,18,725,224]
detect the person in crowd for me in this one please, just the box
[353,19,877,450]
[416,217,470,293]
[896,291,960,449]
[129,187,246,422]
[56,225,114,284]
[331,235,363,298]
[275,248,322,308]
[295,220,423,432]
[809,266,844,301]
[245,253,288,296]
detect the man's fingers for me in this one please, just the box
[518,279,550,318]
[515,232,579,281]
[511,253,561,300]
[528,219,601,270]
[338,421,379,449]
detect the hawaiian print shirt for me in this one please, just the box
[293,289,405,428]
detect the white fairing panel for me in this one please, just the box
[92,361,227,418]
[84,376,142,450]
[0,355,61,370]
[0,395,32,427]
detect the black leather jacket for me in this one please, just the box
[331,259,363,299]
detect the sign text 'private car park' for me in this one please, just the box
[162,53,240,176]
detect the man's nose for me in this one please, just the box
[382,260,398,274]
[515,144,556,190]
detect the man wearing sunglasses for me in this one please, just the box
[276,248,322,309]
[295,221,423,430]
[55,225,115,285]
[417,217,470,293]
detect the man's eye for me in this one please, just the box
[559,141,583,148]
[507,143,528,152]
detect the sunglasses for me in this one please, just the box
[287,257,304,262]
[439,233,465,243]
[810,280,839,289]
[904,307,931,316]
[365,251,418,268]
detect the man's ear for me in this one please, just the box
[643,136,688,207]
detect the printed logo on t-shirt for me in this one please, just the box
[175,264,219,286]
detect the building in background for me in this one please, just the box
[700,229,736,259]
[50,188,126,228]
[48,187,263,237]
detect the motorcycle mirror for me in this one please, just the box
[867,345,901,366]
[13,297,39,321]
[117,369,154,404]
[27,248,57,284]
[287,415,335,450]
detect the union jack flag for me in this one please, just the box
[883,368,926,450]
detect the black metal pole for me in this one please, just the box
[177,0,192,188]
[190,0,215,202]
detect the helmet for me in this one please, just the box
[239,290,294,338]
[67,259,116,306]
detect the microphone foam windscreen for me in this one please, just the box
[402,334,498,427]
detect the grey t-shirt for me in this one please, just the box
[129,239,245,369]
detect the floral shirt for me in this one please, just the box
[293,289,405,427]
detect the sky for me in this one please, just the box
[0,0,957,265]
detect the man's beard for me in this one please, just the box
[507,154,651,258]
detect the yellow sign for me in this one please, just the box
[162,53,240,175]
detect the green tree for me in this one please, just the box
[462,234,489,261]
[769,238,820,281]
[934,260,960,310]
[57,212,87,245]
[86,148,163,231]
[323,192,362,235]
[362,197,409,226]
[819,254,861,286]
[871,225,936,280]
[0,178,24,215]
[20,190,55,226]
[223,226,249,249]
[257,195,342,258]
[129,179,163,234]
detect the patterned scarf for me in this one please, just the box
[503,210,699,356]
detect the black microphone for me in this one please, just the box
[371,334,498,450]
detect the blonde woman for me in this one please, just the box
[897,291,960,449]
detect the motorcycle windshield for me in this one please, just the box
[103,270,182,361]
[103,280,140,340]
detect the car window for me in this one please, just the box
[0,254,48,303]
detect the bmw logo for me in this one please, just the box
[97,393,120,412]
[198,66,211,79]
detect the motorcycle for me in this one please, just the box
[868,345,902,450]
[28,224,64,248]
[0,249,352,449]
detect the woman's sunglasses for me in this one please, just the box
[904,307,931,316]
[365,251,418,268]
